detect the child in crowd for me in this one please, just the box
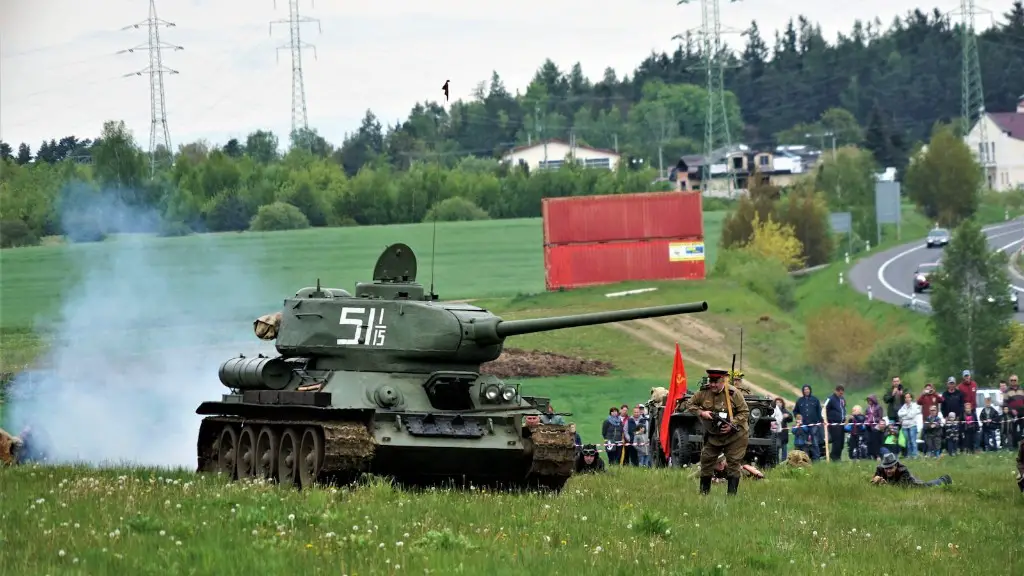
[961,403,978,453]
[792,413,808,452]
[922,405,944,457]
[944,412,961,456]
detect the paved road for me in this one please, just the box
[848,218,1024,320]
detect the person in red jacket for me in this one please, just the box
[917,383,943,418]
[958,370,980,451]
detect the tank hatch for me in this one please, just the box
[355,243,426,301]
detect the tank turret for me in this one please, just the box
[196,243,710,493]
[254,243,707,374]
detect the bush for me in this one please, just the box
[866,334,924,385]
[157,220,194,237]
[423,197,489,223]
[249,201,311,232]
[0,220,40,248]
[712,248,796,311]
[744,213,806,271]
[805,307,878,386]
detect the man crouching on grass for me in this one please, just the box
[871,452,951,487]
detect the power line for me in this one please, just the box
[270,0,320,136]
[119,0,181,178]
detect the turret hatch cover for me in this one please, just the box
[373,243,418,283]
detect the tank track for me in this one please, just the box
[197,416,375,488]
[525,424,575,491]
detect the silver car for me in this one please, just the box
[926,228,950,248]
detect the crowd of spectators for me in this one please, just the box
[571,371,1024,468]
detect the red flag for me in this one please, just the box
[659,342,687,458]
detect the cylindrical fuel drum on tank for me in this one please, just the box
[218,356,293,390]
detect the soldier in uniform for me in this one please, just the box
[730,369,752,395]
[685,368,750,495]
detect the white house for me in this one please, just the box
[964,95,1024,191]
[501,138,620,171]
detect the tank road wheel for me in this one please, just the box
[236,425,258,479]
[216,425,239,479]
[298,427,325,489]
[278,428,301,487]
[255,426,280,481]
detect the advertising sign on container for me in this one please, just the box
[544,238,706,290]
[542,191,704,245]
[668,241,705,262]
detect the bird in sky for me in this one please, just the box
[442,80,450,102]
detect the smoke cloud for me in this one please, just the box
[6,183,278,468]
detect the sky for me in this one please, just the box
[0,0,991,153]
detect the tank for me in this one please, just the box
[195,243,709,491]
[646,377,780,469]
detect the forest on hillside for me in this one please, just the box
[1,4,1022,244]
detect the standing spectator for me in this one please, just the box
[884,377,906,423]
[792,413,809,453]
[961,402,979,453]
[621,405,638,466]
[865,394,885,459]
[568,423,582,454]
[979,396,1001,451]
[601,407,624,465]
[940,378,965,419]
[998,381,1009,403]
[772,397,793,463]
[917,383,943,418]
[944,413,961,455]
[1001,405,1016,450]
[824,385,847,462]
[898,392,922,458]
[633,405,650,467]
[958,370,981,451]
[847,405,868,459]
[922,405,944,457]
[794,385,823,461]
[1006,375,1024,414]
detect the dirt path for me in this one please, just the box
[611,315,803,401]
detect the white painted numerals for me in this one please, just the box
[337,307,388,346]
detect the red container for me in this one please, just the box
[544,238,706,290]
[542,192,704,245]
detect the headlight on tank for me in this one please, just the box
[483,384,501,402]
[750,408,762,420]
[500,386,516,402]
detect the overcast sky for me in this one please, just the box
[0,0,980,152]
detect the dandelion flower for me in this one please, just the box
[160,530,166,536]
[288,514,295,522]
[916,546,922,551]
[58,550,66,557]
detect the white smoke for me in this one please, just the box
[6,186,279,468]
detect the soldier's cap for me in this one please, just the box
[581,444,597,456]
[706,369,729,378]
[880,452,899,469]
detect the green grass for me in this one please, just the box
[1,455,1020,575]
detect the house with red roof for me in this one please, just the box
[964,95,1024,191]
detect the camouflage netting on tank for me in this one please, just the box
[481,348,614,379]
[254,312,282,340]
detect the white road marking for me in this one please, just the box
[876,222,1024,302]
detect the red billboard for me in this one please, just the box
[544,238,706,290]
[542,191,704,246]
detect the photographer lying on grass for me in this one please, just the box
[871,452,951,487]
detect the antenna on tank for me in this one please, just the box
[428,190,438,300]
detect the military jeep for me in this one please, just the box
[647,379,779,469]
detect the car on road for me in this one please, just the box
[912,262,941,293]
[926,228,951,248]
[984,285,1019,312]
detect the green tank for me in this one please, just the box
[195,243,708,491]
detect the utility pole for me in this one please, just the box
[952,0,990,173]
[680,0,737,194]
[270,0,321,137]
[119,0,181,178]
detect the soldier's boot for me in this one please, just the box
[699,476,712,495]
[726,475,740,495]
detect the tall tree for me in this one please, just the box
[904,123,982,226]
[928,219,1013,384]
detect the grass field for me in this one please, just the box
[1,454,1020,576]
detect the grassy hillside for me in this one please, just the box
[0,455,1019,576]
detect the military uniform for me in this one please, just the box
[684,368,750,495]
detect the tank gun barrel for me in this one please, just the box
[481,301,708,344]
